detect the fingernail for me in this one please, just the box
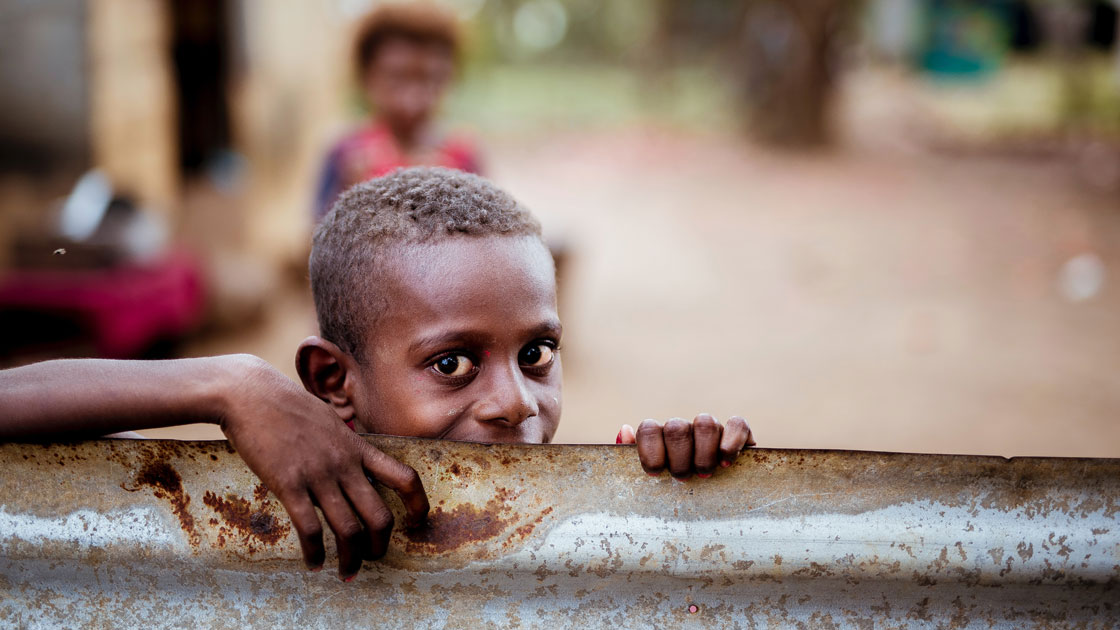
[647,471,660,477]
[697,473,712,478]
[720,460,731,468]
[673,475,691,482]
[615,430,623,444]
[309,565,322,573]
[343,574,355,583]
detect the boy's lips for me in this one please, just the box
[442,422,551,445]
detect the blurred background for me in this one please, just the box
[1,0,1118,456]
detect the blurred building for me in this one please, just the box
[0,0,357,276]
[0,1,369,360]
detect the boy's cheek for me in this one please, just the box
[534,382,563,443]
[350,384,444,437]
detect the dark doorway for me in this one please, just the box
[170,0,233,177]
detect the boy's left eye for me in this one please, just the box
[518,343,555,368]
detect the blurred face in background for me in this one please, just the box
[364,37,454,140]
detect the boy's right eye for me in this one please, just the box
[433,354,475,377]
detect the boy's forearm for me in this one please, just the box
[0,355,248,439]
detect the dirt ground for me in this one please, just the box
[151,121,1120,458]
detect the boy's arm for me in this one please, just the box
[0,355,429,580]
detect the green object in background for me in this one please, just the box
[920,0,1010,77]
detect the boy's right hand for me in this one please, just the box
[216,355,429,580]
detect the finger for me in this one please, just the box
[635,420,666,475]
[663,418,694,479]
[361,443,429,528]
[340,472,395,561]
[273,489,326,571]
[312,483,366,580]
[692,414,722,477]
[617,424,636,445]
[719,416,754,467]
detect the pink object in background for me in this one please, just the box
[0,250,205,358]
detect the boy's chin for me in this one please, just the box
[444,424,553,446]
[351,418,556,445]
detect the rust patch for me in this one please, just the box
[203,491,289,548]
[252,483,270,503]
[511,506,554,542]
[123,460,199,546]
[403,488,515,553]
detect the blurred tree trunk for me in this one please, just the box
[1033,0,1092,132]
[1115,4,1120,87]
[733,0,852,148]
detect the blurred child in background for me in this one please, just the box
[315,2,483,221]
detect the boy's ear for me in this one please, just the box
[296,336,358,422]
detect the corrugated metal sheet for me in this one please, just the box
[1,437,1117,628]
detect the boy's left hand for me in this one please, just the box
[617,414,755,479]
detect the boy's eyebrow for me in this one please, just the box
[409,319,562,354]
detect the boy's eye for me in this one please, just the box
[434,354,475,377]
[519,343,555,368]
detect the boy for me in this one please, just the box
[314,2,482,221]
[0,167,754,581]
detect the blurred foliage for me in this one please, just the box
[443,63,738,136]
[922,56,1120,136]
[359,0,1120,146]
[449,0,859,146]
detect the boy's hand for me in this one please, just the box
[217,355,429,580]
[618,414,755,479]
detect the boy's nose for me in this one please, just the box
[474,362,538,427]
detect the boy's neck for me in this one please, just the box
[382,118,430,153]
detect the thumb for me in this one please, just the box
[616,424,637,445]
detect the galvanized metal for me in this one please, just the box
[1,437,1117,629]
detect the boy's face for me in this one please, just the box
[364,37,454,137]
[350,235,562,444]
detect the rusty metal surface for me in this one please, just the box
[1,437,1118,629]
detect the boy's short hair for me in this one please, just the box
[311,167,543,359]
[354,2,460,78]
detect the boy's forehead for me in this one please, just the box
[378,235,556,315]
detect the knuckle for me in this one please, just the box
[336,519,365,541]
[327,449,354,471]
[728,416,749,431]
[693,413,716,425]
[368,507,395,533]
[664,418,690,431]
[663,419,692,441]
[272,471,304,493]
[399,468,423,494]
[636,420,661,438]
[693,416,719,436]
[298,521,324,543]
